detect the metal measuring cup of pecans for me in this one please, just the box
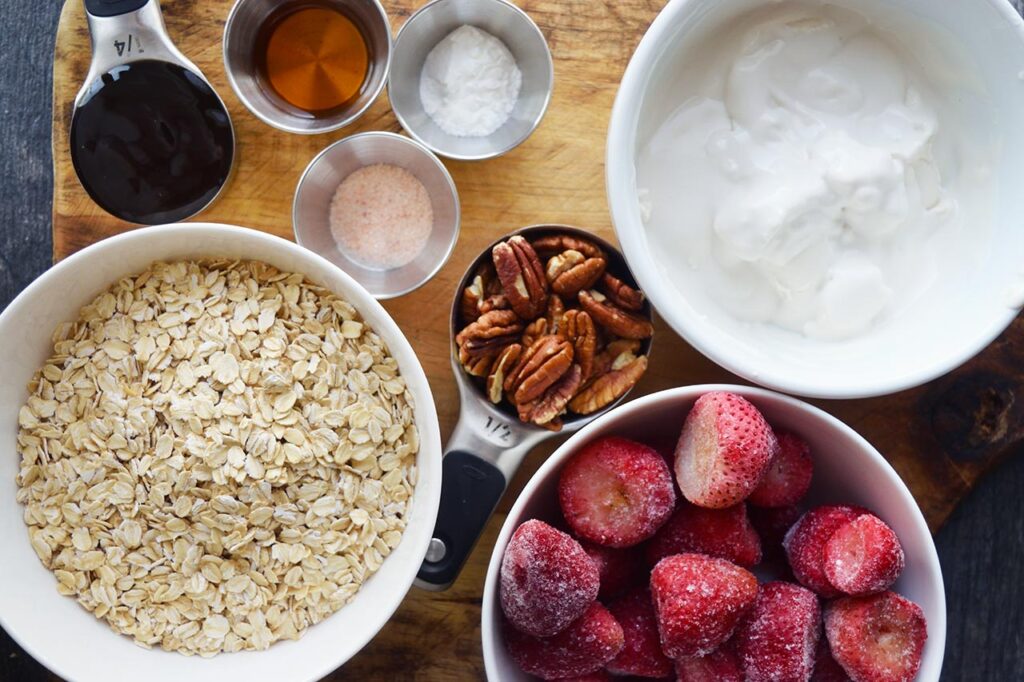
[417,225,653,590]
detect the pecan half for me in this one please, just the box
[531,234,604,261]
[506,335,574,404]
[592,339,642,377]
[522,318,548,349]
[560,310,598,381]
[600,272,645,312]
[455,310,523,377]
[546,250,607,298]
[569,355,648,415]
[459,274,486,323]
[579,290,654,340]
[545,295,565,336]
[493,236,548,319]
[486,344,522,404]
[525,364,582,426]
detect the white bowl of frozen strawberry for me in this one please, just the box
[481,386,944,681]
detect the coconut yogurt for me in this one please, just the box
[637,2,994,340]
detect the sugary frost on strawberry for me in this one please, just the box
[825,591,927,682]
[645,501,762,568]
[674,392,778,509]
[500,519,600,637]
[784,506,866,597]
[504,603,625,680]
[559,436,676,547]
[649,553,758,658]
[736,581,821,682]
[823,513,905,596]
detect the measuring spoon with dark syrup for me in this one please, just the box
[71,0,235,225]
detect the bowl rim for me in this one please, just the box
[605,0,1024,400]
[222,0,393,135]
[0,223,442,682]
[387,0,554,161]
[480,384,947,681]
[292,131,462,299]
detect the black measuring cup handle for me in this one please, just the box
[84,0,150,18]
[417,451,507,589]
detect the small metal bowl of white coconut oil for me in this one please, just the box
[388,0,553,161]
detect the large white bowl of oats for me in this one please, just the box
[0,224,441,682]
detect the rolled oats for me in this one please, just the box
[16,260,419,656]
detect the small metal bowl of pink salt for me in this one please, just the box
[293,131,460,298]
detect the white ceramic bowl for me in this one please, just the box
[482,385,946,681]
[607,0,1024,399]
[0,224,442,682]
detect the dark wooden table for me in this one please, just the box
[2,2,1023,680]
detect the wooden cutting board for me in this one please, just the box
[51,0,1024,677]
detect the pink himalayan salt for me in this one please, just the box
[329,163,433,270]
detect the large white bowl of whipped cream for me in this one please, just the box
[608,0,1024,398]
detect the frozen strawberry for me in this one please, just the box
[825,592,927,682]
[748,430,814,508]
[581,541,643,599]
[606,588,674,678]
[736,581,821,682]
[645,502,761,568]
[750,504,802,566]
[823,514,905,596]
[500,520,600,637]
[559,436,676,548]
[649,553,758,658]
[505,603,625,680]
[784,506,866,597]
[675,640,743,682]
[812,637,853,681]
[674,392,778,509]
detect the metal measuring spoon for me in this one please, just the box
[71,0,235,225]
[416,225,654,590]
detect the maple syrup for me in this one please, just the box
[256,3,370,116]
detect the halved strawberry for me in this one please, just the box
[784,506,866,597]
[500,520,600,637]
[559,436,676,548]
[504,603,625,680]
[823,513,905,596]
[825,591,927,682]
[735,581,821,682]
[675,639,744,682]
[674,392,778,509]
[645,501,761,568]
[748,430,814,508]
[606,588,674,678]
[649,553,758,658]
[581,540,644,599]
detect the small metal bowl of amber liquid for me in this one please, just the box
[223,0,392,134]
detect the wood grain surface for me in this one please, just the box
[47,0,1024,679]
